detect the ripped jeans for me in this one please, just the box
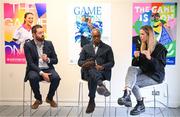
[125,66,158,101]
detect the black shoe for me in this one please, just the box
[86,99,95,113]
[97,84,110,97]
[117,89,132,107]
[130,100,145,115]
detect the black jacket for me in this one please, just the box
[24,39,58,82]
[132,42,167,83]
[78,41,115,81]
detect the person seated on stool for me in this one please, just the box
[117,25,167,116]
[24,24,60,109]
[78,28,115,113]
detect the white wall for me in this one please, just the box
[0,0,180,107]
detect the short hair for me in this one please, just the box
[92,28,101,35]
[32,24,43,34]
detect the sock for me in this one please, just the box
[90,97,95,102]
[97,79,103,86]
[126,87,131,95]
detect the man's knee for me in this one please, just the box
[88,68,102,79]
[28,71,39,80]
[49,69,60,79]
[51,73,61,82]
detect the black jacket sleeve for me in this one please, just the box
[47,41,58,65]
[78,48,87,67]
[24,42,41,73]
[137,45,167,73]
[102,47,115,70]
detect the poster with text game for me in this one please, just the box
[133,3,177,65]
[68,4,111,64]
[4,3,46,64]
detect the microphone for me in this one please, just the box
[136,46,140,51]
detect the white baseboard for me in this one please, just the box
[0,99,179,108]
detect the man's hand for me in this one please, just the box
[41,72,51,82]
[82,60,95,69]
[95,64,104,71]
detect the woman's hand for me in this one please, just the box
[141,50,151,60]
[134,51,140,58]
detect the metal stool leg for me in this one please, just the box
[109,82,111,117]
[126,107,129,117]
[153,87,156,117]
[166,83,169,117]
[152,83,169,117]
[81,82,84,116]
[78,81,83,107]
[30,87,32,116]
[23,82,32,116]
[50,105,52,116]
[82,82,84,115]
[103,83,106,117]
[23,82,25,117]
[56,90,59,116]
[103,82,111,117]
[78,81,84,115]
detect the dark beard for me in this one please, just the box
[36,36,44,42]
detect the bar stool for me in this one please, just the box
[22,81,59,116]
[151,83,169,117]
[78,79,111,115]
[125,83,169,117]
[141,82,169,117]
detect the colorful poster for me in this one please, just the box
[68,4,111,64]
[4,3,47,64]
[133,3,177,65]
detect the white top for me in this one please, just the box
[93,44,99,54]
[93,44,99,65]
[34,40,49,69]
[13,25,33,44]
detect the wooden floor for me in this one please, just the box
[0,105,180,117]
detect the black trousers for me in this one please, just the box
[86,68,104,99]
[28,69,60,101]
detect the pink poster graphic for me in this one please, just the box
[4,3,47,64]
[133,3,177,65]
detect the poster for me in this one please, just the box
[68,3,111,64]
[4,3,47,64]
[133,3,177,65]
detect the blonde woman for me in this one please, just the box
[117,25,167,116]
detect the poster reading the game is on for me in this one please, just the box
[133,3,177,65]
[68,3,111,64]
[4,3,46,64]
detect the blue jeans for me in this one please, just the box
[125,66,158,101]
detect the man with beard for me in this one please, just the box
[24,24,60,109]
